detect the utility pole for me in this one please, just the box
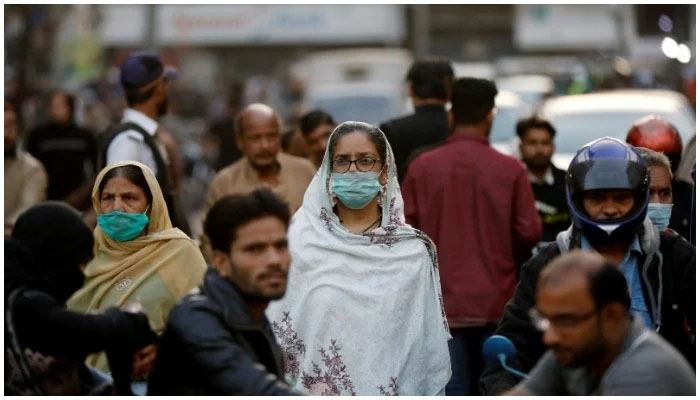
[411,5,430,58]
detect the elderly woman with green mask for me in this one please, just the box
[68,161,206,379]
[266,121,451,395]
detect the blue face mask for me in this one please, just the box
[646,203,673,232]
[330,171,382,209]
[97,208,150,242]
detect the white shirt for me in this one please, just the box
[528,165,555,186]
[106,108,159,175]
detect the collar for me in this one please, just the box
[448,128,489,145]
[122,108,158,136]
[529,165,555,185]
[581,234,642,256]
[202,268,260,328]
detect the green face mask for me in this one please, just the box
[330,171,382,209]
[97,208,150,242]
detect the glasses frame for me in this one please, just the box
[331,157,380,173]
[528,307,597,332]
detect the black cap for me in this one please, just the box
[120,51,177,90]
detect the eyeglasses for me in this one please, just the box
[331,157,379,173]
[528,308,596,332]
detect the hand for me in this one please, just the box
[131,344,158,381]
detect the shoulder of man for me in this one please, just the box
[279,152,315,172]
[602,330,696,395]
[658,230,695,259]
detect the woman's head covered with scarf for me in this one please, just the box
[5,202,94,303]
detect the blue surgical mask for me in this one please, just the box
[646,203,673,232]
[330,171,382,209]
[97,208,150,242]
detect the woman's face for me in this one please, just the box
[100,175,149,214]
[331,131,384,177]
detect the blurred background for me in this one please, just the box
[5,4,696,234]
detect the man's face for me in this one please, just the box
[520,128,554,171]
[214,216,290,301]
[305,123,334,166]
[5,109,18,157]
[648,165,673,204]
[237,116,281,169]
[582,189,635,220]
[49,93,71,125]
[535,274,605,367]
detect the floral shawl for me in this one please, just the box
[266,122,451,395]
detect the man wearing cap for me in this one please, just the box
[479,137,695,395]
[98,51,188,232]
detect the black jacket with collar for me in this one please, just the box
[380,104,449,184]
[479,219,695,395]
[148,268,299,395]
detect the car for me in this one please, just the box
[538,89,696,169]
[489,90,533,157]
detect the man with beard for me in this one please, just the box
[517,117,570,248]
[4,102,47,236]
[148,189,300,395]
[505,251,694,395]
[98,51,186,231]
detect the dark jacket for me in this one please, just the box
[530,164,570,244]
[669,178,694,241]
[380,104,449,184]
[148,268,299,395]
[479,219,695,395]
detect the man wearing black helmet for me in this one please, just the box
[479,137,695,395]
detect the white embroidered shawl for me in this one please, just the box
[266,122,451,395]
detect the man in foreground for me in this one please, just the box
[148,188,299,395]
[505,251,695,395]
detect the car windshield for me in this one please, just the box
[491,105,528,142]
[313,96,394,126]
[550,111,696,153]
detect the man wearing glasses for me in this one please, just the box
[480,138,695,395]
[402,78,542,395]
[504,251,694,395]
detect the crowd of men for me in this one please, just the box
[4,51,696,396]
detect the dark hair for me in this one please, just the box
[590,264,631,311]
[204,188,291,253]
[125,86,157,106]
[51,91,76,123]
[327,121,387,166]
[99,165,153,204]
[539,251,631,312]
[516,116,556,140]
[451,78,498,126]
[300,109,336,137]
[406,58,455,100]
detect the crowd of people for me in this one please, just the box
[4,50,696,396]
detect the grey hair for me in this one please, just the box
[327,121,387,166]
[635,146,673,179]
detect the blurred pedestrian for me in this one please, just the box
[675,134,695,184]
[298,109,336,169]
[516,117,570,247]
[4,101,47,236]
[208,82,244,172]
[67,161,206,379]
[26,90,98,211]
[634,147,675,233]
[5,202,157,395]
[380,57,454,184]
[267,122,451,395]
[98,51,190,234]
[626,115,693,240]
[205,103,315,215]
[504,251,695,396]
[148,189,300,395]
[480,138,695,394]
[402,78,542,395]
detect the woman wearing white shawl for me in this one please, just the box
[266,121,451,395]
